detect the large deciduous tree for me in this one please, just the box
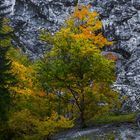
[37,6,119,128]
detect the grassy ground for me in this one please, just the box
[90,112,137,125]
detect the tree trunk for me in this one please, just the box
[68,86,86,128]
[80,110,86,128]
[79,91,86,128]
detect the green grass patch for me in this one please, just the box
[91,112,137,125]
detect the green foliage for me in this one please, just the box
[0,23,73,139]
[91,113,136,125]
[8,94,73,139]
[0,18,15,123]
[0,17,18,140]
[0,18,13,47]
[37,6,119,128]
[7,47,31,66]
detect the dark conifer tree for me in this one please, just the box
[0,0,14,123]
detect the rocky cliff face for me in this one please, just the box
[0,0,15,16]
[6,0,140,111]
[10,0,78,58]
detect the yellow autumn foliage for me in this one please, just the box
[9,109,73,139]
[69,5,113,49]
[10,58,35,95]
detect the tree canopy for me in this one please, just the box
[38,6,119,128]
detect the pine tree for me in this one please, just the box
[0,1,14,122]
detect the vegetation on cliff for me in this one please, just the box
[0,5,135,140]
